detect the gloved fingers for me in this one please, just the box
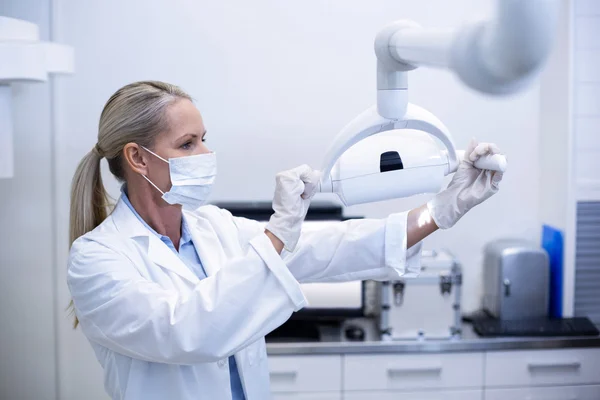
[280,164,320,200]
[301,170,321,199]
[469,142,498,162]
[275,164,312,183]
[488,143,501,155]
[469,143,489,161]
[491,171,504,188]
[290,164,313,177]
[275,165,311,197]
[463,138,479,162]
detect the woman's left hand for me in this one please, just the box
[265,165,321,252]
[426,139,504,229]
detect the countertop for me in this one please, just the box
[266,324,600,356]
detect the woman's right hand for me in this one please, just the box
[427,139,504,229]
[265,164,321,253]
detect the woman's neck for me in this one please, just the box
[127,182,183,248]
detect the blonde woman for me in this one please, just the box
[67,81,503,400]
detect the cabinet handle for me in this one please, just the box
[387,365,442,375]
[525,396,577,400]
[527,361,581,370]
[503,279,511,296]
[269,371,298,380]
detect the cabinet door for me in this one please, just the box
[485,349,600,387]
[484,385,600,400]
[269,355,342,393]
[344,353,484,391]
[272,393,341,400]
[344,389,482,400]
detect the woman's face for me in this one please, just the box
[144,99,210,193]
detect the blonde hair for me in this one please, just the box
[68,81,191,327]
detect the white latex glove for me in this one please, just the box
[427,139,504,229]
[265,164,321,252]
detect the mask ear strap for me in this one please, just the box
[141,146,169,163]
[142,174,166,195]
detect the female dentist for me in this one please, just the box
[67,81,503,400]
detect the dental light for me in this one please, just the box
[318,0,559,206]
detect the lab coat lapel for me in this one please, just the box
[112,198,199,285]
[183,210,225,277]
[146,235,199,284]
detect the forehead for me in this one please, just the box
[164,98,205,136]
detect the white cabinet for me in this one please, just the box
[485,349,600,387]
[269,355,342,394]
[272,393,341,400]
[344,389,483,400]
[268,347,600,398]
[343,353,484,391]
[485,385,600,400]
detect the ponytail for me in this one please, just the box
[68,145,112,327]
[69,145,111,246]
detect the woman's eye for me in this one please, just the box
[181,141,193,150]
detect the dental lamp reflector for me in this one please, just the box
[318,129,506,207]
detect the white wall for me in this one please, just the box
[0,0,546,398]
[537,0,600,318]
[573,0,600,200]
[0,1,57,399]
[538,0,576,316]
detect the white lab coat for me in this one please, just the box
[68,198,422,400]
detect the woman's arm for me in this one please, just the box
[68,232,305,366]
[265,229,284,254]
[224,205,430,284]
[407,204,439,248]
[281,210,425,283]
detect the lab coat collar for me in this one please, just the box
[181,208,225,278]
[111,198,199,285]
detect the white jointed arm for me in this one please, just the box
[318,0,555,204]
[384,0,560,95]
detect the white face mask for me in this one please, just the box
[141,146,217,210]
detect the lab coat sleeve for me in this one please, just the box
[284,212,422,283]
[67,234,306,365]
[225,209,422,284]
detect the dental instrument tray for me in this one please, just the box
[382,249,462,340]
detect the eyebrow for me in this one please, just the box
[175,131,206,145]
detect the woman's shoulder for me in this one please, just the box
[68,215,131,264]
[187,204,234,224]
[188,204,265,242]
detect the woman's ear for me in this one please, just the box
[123,143,148,176]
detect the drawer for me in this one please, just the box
[343,353,484,391]
[485,349,600,387]
[272,393,341,400]
[485,385,600,400]
[268,355,341,393]
[344,389,482,400]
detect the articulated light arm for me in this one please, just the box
[319,0,559,196]
[383,0,560,95]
